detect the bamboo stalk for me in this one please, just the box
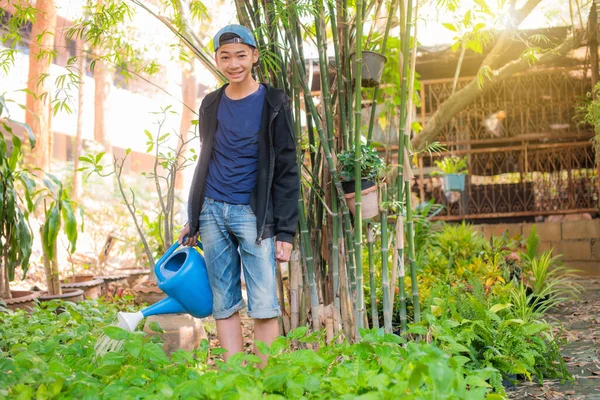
[367,223,379,329]
[327,0,348,150]
[405,179,420,323]
[290,249,301,330]
[396,0,412,203]
[354,0,365,332]
[380,184,392,333]
[366,0,397,146]
[342,0,354,148]
[298,187,321,330]
[395,216,407,332]
[282,18,356,301]
[338,236,356,340]
[404,0,421,324]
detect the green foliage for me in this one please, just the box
[434,156,468,175]
[337,144,386,182]
[0,300,504,399]
[0,94,35,293]
[422,222,487,274]
[577,82,600,168]
[519,251,582,317]
[523,225,540,261]
[424,281,570,384]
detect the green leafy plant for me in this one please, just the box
[0,94,36,299]
[521,251,582,314]
[34,174,80,295]
[425,280,570,384]
[337,144,386,182]
[0,300,506,399]
[434,156,468,175]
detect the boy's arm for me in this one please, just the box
[272,99,299,244]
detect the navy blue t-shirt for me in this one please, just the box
[204,85,266,204]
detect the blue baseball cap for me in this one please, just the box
[213,24,258,52]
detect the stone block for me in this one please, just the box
[522,223,561,242]
[539,241,553,254]
[563,261,600,276]
[562,220,600,240]
[482,223,522,240]
[144,314,207,355]
[592,240,600,260]
[548,240,592,261]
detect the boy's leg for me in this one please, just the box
[215,312,244,360]
[229,204,281,366]
[254,317,279,366]
[199,198,246,361]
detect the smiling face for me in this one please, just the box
[215,43,259,84]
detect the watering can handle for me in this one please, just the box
[155,238,203,271]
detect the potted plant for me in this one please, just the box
[338,144,386,219]
[434,156,468,193]
[34,174,86,303]
[0,97,38,311]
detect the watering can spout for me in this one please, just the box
[141,296,187,318]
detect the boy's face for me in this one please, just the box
[215,43,259,84]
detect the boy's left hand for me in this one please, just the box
[276,241,292,262]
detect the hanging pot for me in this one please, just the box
[442,173,466,192]
[350,51,387,88]
[344,184,379,219]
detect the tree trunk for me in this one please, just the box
[42,227,61,295]
[72,42,86,201]
[94,57,112,154]
[176,66,196,190]
[24,0,56,170]
[0,260,10,299]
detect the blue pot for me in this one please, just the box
[443,174,466,192]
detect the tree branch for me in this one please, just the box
[411,29,584,151]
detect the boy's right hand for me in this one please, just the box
[178,224,199,246]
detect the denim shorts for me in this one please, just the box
[199,197,280,320]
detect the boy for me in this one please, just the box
[178,24,299,366]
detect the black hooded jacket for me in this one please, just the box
[187,83,299,244]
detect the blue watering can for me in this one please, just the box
[117,240,213,332]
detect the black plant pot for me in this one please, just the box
[342,179,376,194]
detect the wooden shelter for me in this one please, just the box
[415,25,598,221]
